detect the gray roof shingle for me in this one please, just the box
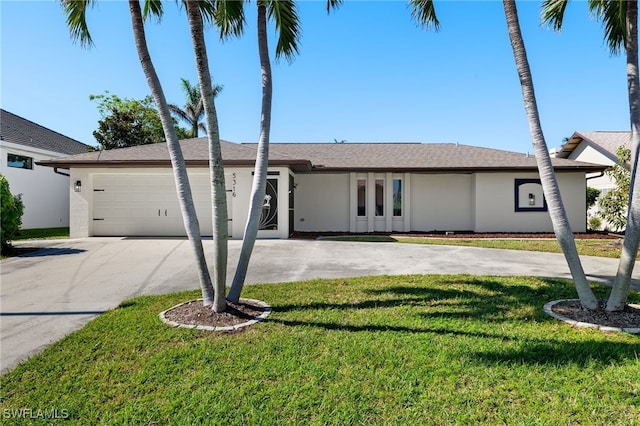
[556,131,630,160]
[38,138,605,173]
[0,109,91,155]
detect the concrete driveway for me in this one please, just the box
[2,237,638,373]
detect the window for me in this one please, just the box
[7,153,33,170]
[393,179,402,217]
[357,179,366,216]
[375,179,384,216]
[514,179,547,212]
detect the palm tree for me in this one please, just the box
[502,0,599,310]
[228,0,302,303]
[62,0,215,306]
[609,0,640,311]
[184,0,232,313]
[169,77,223,138]
[226,0,343,302]
[542,0,640,312]
[411,1,597,309]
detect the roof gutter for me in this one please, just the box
[53,167,70,177]
[586,172,605,181]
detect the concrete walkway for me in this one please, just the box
[1,237,638,373]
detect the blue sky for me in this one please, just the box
[0,0,630,154]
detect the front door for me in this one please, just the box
[259,178,278,230]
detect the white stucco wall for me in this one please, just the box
[568,143,616,192]
[567,143,615,165]
[67,166,589,237]
[0,142,71,229]
[293,173,350,232]
[474,172,586,233]
[69,166,291,239]
[410,174,473,231]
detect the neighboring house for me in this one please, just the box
[0,109,91,229]
[552,131,630,224]
[552,131,630,192]
[39,139,604,239]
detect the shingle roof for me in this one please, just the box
[0,109,91,155]
[556,131,631,160]
[38,138,605,173]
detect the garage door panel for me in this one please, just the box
[92,173,232,237]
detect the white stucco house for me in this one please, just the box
[0,109,91,229]
[39,138,605,239]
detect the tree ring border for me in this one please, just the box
[159,298,272,332]
[543,299,640,334]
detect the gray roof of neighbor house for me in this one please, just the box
[38,137,606,173]
[0,109,91,155]
[555,131,630,160]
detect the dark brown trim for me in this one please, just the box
[36,161,605,174]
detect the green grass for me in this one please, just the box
[1,228,70,259]
[13,227,70,241]
[323,235,629,258]
[2,275,639,425]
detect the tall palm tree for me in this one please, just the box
[184,0,232,313]
[412,1,597,309]
[169,77,223,138]
[610,0,640,311]
[542,0,640,312]
[62,0,215,305]
[502,0,599,309]
[226,0,343,302]
[228,0,302,303]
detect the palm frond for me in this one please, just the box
[61,0,96,47]
[589,0,626,54]
[168,104,192,123]
[212,84,224,98]
[541,0,569,31]
[410,0,440,32]
[326,0,343,14]
[142,0,164,21]
[267,0,301,61]
[213,0,246,40]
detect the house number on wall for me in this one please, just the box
[232,173,237,197]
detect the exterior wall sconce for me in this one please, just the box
[74,180,82,192]
[528,193,535,205]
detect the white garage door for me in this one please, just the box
[92,173,232,237]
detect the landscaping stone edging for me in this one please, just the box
[543,300,640,334]
[159,298,272,332]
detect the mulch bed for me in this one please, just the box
[552,300,640,329]
[163,299,269,329]
[290,231,620,240]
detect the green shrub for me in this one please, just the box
[0,174,25,254]
[588,216,602,231]
[586,187,601,209]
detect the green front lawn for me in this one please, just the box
[396,237,630,259]
[322,235,629,258]
[2,275,638,425]
[14,227,70,241]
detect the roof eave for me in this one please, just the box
[305,165,607,173]
[37,158,314,171]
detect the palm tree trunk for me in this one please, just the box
[608,0,640,311]
[228,2,272,303]
[128,0,214,305]
[185,1,228,313]
[503,0,598,309]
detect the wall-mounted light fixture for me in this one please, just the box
[528,193,535,206]
[74,180,82,192]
